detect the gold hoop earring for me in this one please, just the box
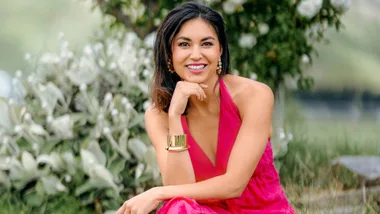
[167,60,174,73]
[217,57,222,74]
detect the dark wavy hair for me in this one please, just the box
[152,2,230,113]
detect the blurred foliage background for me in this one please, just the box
[1,0,380,93]
[0,0,379,213]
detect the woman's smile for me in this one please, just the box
[186,63,208,74]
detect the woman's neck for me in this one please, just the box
[187,78,221,116]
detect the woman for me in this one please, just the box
[117,2,295,214]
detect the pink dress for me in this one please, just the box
[157,79,295,214]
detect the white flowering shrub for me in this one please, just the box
[0,30,160,212]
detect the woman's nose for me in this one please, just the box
[190,46,202,60]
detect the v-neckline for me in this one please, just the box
[183,114,221,168]
[182,81,223,169]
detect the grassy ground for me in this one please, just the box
[279,99,380,213]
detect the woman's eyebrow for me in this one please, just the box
[176,36,215,41]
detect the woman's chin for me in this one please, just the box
[185,73,217,84]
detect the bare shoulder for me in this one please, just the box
[223,75,274,116]
[144,105,169,129]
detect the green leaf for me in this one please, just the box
[0,98,12,130]
[108,158,126,178]
[128,138,147,161]
[88,140,107,166]
[24,190,44,207]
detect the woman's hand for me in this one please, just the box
[116,188,161,214]
[168,81,208,116]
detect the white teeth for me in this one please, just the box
[187,65,206,70]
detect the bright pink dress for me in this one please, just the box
[157,79,295,214]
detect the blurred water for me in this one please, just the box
[294,91,380,122]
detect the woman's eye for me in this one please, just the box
[179,42,189,47]
[203,42,213,46]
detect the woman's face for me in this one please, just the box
[172,18,222,84]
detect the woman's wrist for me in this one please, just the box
[152,186,167,201]
[168,114,183,135]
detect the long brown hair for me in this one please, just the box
[152,2,230,112]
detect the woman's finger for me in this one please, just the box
[116,204,125,214]
[198,84,207,100]
[187,86,202,100]
[199,83,208,88]
[195,86,205,101]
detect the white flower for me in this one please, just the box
[238,33,257,48]
[297,0,323,19]
[229,0,247,4]
[258,23,269,35]
[46,115,54,123]
[249,73,257,80]
[50,114,74,139]
[143,100,151,111]
[104,92,113,102]
[279,129,286,140]
[287,133,294,141]
[15,70,22,78]
[222,1,237,14]
[27,75,34,83]
[154,18,161,27]
[121,97,129,106]
[41,102,48,109]
[56,183,67,192]
[144,32,156,48]
[301,54,310,64]
[32,143,39,151]
[111,109,118,116]
[24,113,32,121]
[109,62,117,70]
[330,0,351,12]
[103,127,111,135]
[24,53,31,61]
[64,174,72,183]
[79,84,87,92]
[83,45,93,56]
[14,125,22,133]
[40,53,60,64]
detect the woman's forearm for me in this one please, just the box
[162,115,195,185]
[156,173,240,201]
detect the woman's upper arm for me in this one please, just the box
[144,107,169,176]
[224,81,274,195]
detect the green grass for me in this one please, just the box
[278,98,380,213]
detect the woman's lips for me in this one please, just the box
[186,64,207,74]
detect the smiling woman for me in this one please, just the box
[117,2,295,214]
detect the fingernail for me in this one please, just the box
[200,84,208,87]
